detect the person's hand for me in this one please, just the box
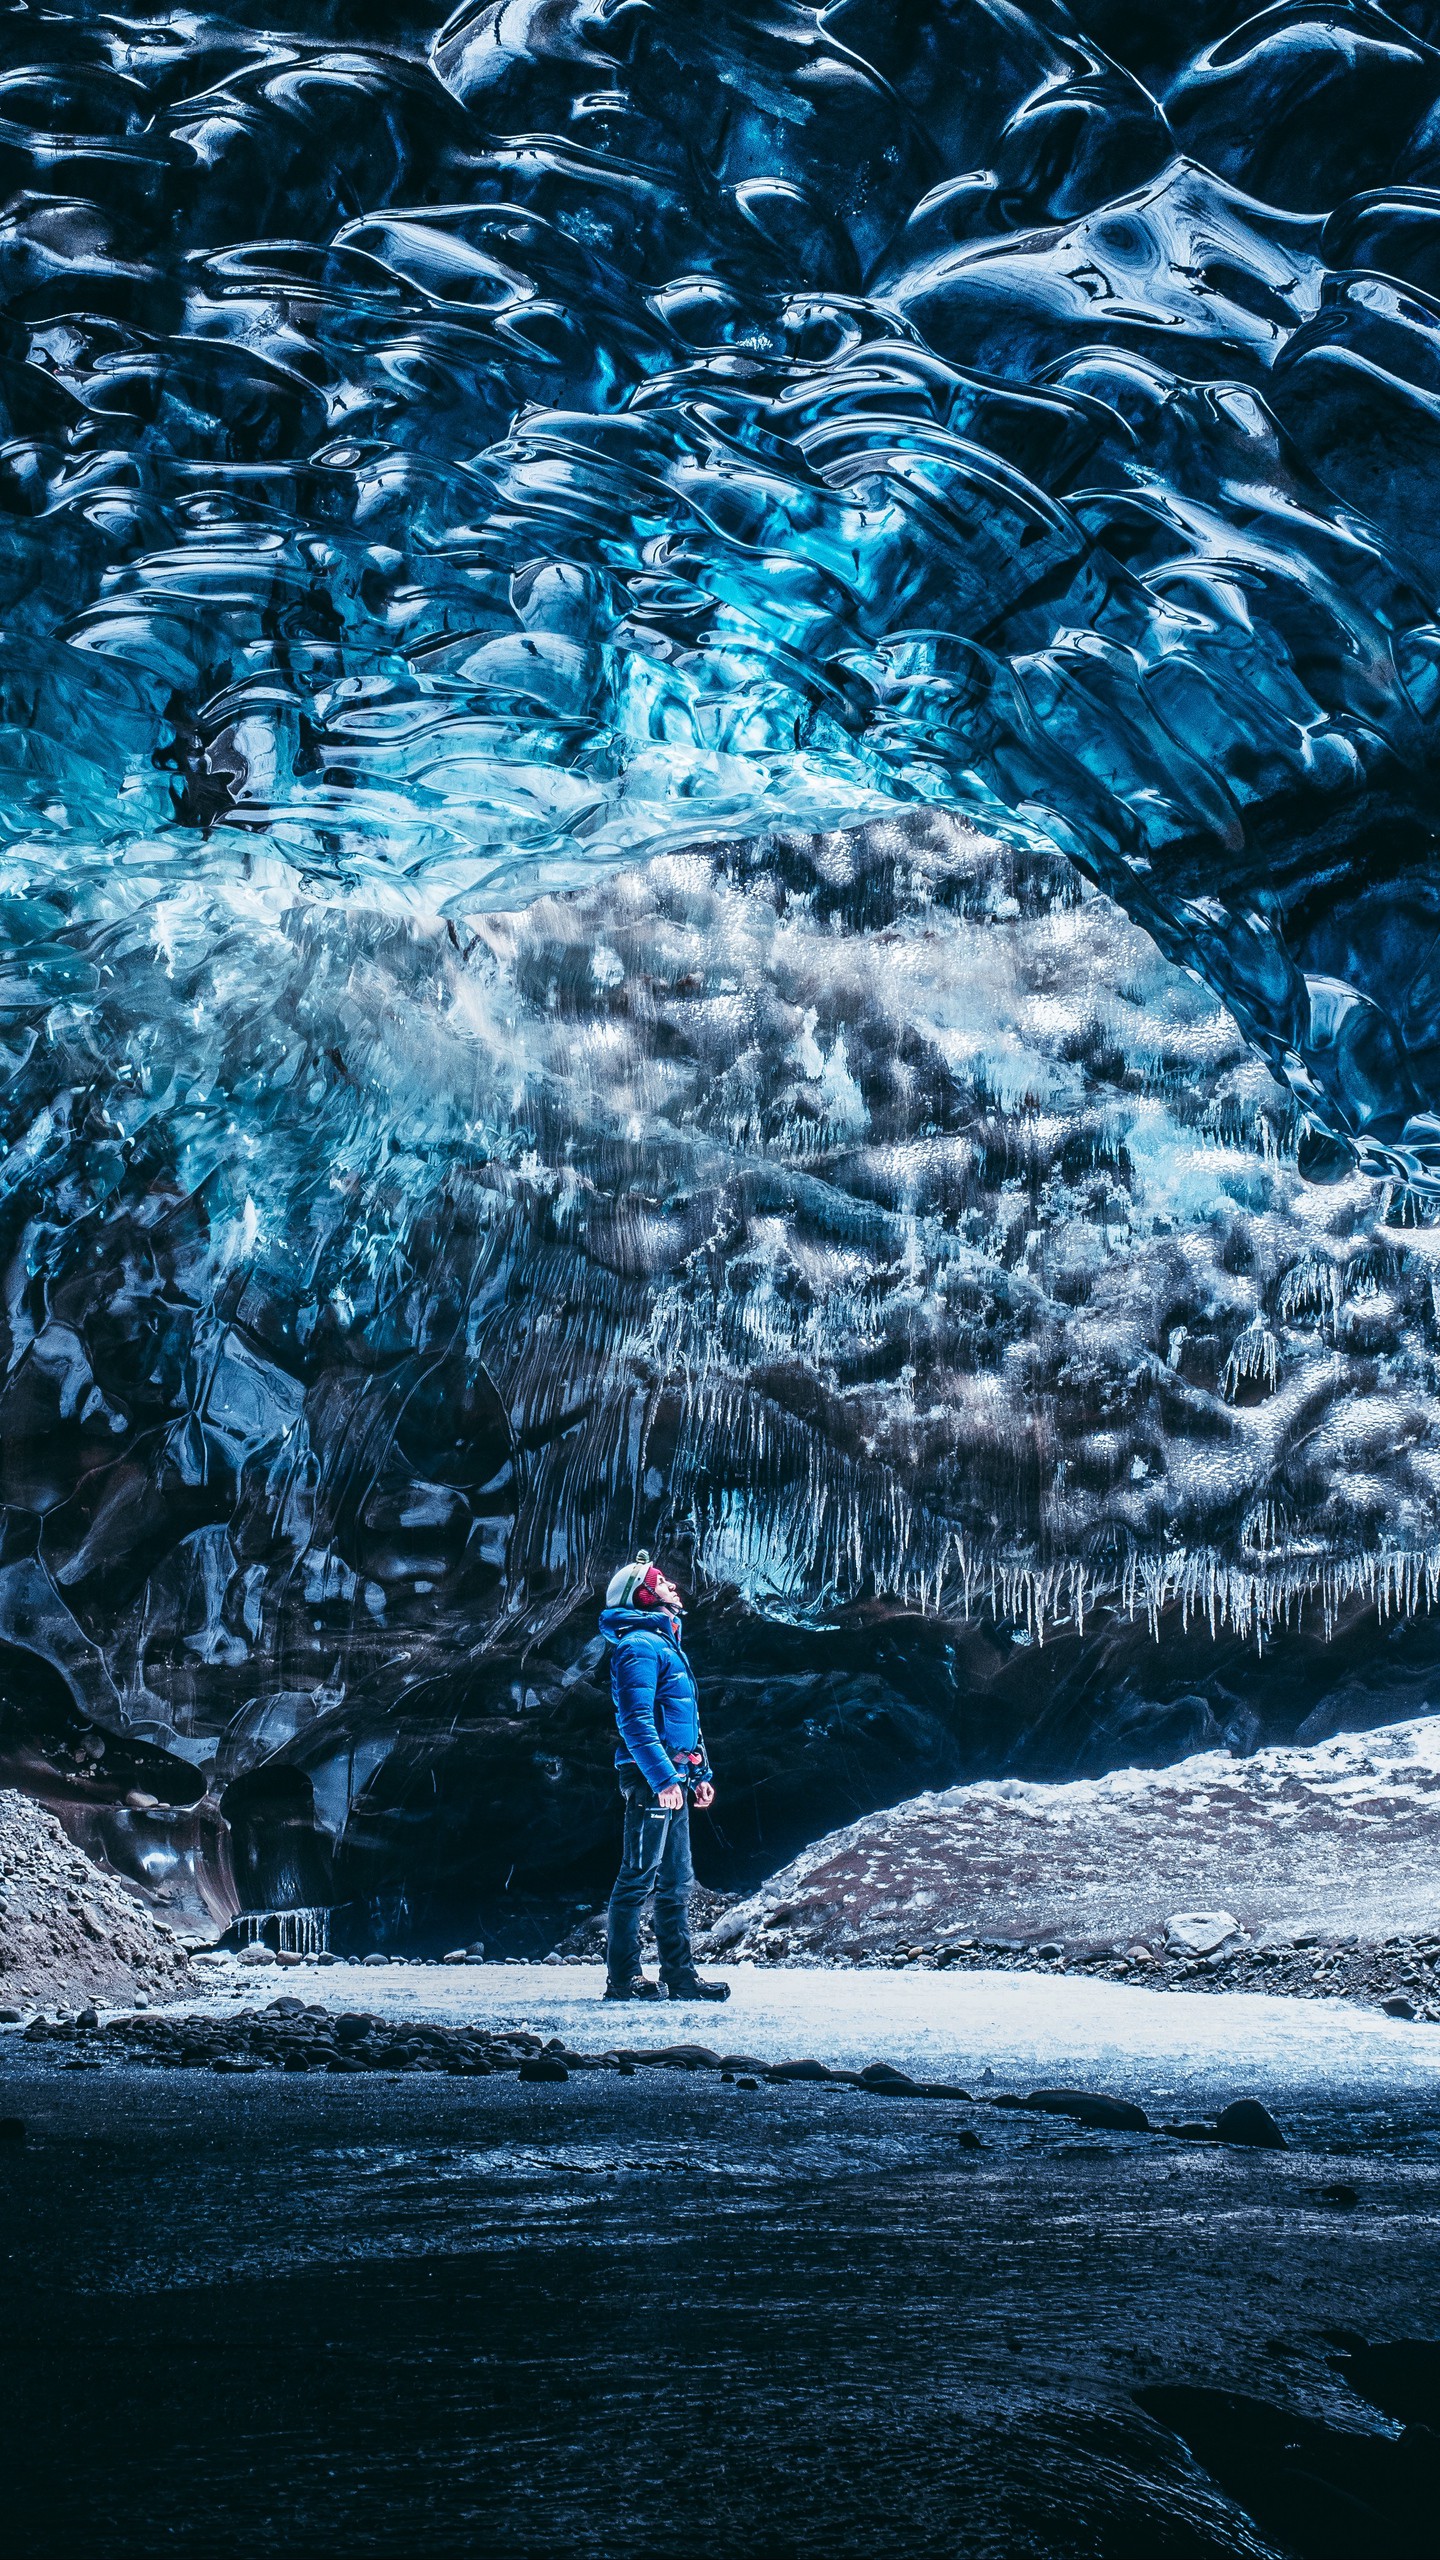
[693,1781,715,1810]
[657,1784,684,1810]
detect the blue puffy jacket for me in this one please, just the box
[600,1605,712,1797]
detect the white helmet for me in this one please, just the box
[604,1550,680,1610]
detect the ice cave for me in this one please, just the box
[5,7,1440,2556]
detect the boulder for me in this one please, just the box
[1164,1912,1243,1958]
[1215,2099,1287,2150]
[1023,2088,1151,2132]
[858,2062,919,2093]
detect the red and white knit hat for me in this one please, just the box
[605,1550,668,1609]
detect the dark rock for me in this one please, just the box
[1382,1996,1418,2019]
[1216,2099,1287,2150]
[1336,2338,1440,2429]
[1023,2088,1151,2132]
[766,2058,832,2082]
[518,2057,569,2083]
[718,2054,771,2074]
[1138,2382,1440,2560]
[858,2062,919,2092]
[0,2116,25,2140]
[736,2077,759,2089]
[1318,2182,1360,2208]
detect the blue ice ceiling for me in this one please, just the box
[3,0,1440,1176]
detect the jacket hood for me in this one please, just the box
[599,1604,683,1644]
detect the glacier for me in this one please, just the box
[4,1,1440,1941]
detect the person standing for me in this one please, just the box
[599,1553,730,2003]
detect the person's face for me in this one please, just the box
[652,1570,683,1614]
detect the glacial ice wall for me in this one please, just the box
[8,813,1440,1941]
[5,0,1440,1932]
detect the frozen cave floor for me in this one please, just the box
[6,1969,1440,2560]
[80,1956,1440,2115]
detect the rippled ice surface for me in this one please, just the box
[5,0,1440,1173]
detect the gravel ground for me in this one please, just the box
[0,1791,192,2008]
[827,1924,1440,2022]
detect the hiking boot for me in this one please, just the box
[603,1975,661,2001]
[664,1973,731,2002]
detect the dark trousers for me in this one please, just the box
[606,1780,695,1987]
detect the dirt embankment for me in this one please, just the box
[699,1720,1440,2016]
[0,1790,192,2008]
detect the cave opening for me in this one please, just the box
[221,1762,335,1917]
